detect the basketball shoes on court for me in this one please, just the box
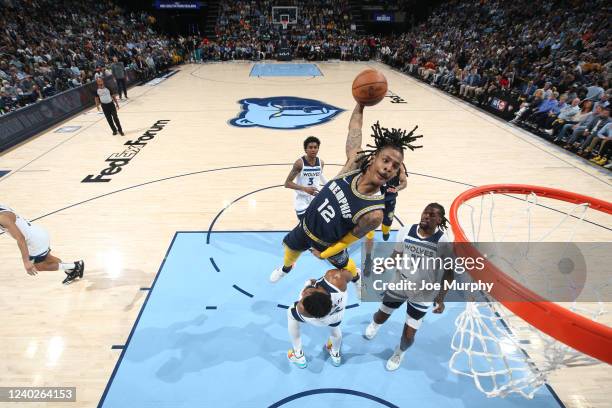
[287,349,307,368]
[62,260,84,284]
[364,321,381,340]
[325,339,341,366]
[386,346,406,371]
[269,267,288,283]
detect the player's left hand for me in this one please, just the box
[386,187,397,194]
[433,297,445,314]
[24,260,38,276]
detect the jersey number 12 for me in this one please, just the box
[317,198,336,223]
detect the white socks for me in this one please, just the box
[59,262,76,271]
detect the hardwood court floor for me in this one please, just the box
[0,61,610,407]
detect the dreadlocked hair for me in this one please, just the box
[427,202,448,231]
[358,121,423,174]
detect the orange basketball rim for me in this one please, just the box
[449,184,612,364]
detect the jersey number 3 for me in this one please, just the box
[317,198,336,223]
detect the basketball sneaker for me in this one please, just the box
[287,349,307,368]
[382,233,390,241]
[62,261,84,284]
[269,267,288,283]
[325,340,341,367]
[364,321,381,340]
[75,260,84,278]
[386,346,405,371]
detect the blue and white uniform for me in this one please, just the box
[0,204,50,261]
[289,276,347,327]
[294,156,325,217]
[381,224,457,329]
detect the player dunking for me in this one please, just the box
[284,136,327,220]
[270,103,422,288]
[0,204,84,284]
[363,203,459,371]
[286,268,353,368]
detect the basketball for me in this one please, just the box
[352,69,388,106]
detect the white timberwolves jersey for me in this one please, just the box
[388,224,457,305]
[290,276,347,327]
[0,204,50,257]
[295,156,324,214]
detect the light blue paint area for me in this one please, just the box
[99,232,562,408]
[250,63,323,77]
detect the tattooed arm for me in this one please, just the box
[337,103,365,176]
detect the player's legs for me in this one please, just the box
[386,301,427,371]
[32,252,84,284]
[365,299,403,339]
[33,252,62,271]
[364,231,375,277]
[270,226,309,282]
[400,323,418,351]
[287,308,307,368]
[326,323,342,366]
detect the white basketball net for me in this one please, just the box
[449,191,609,398]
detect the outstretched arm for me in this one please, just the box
[337,103,365,176]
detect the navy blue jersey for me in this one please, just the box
[302,170,385,246]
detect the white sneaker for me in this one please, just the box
[287,349,307,368]
[269,267,288,283]
[325,339,341,367]
[386,347,405,371]
[364,321,380,340]
[544,129,554,135]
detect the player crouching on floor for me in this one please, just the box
[287,268,353,368]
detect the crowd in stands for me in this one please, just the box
[0,0,185,115]
[198,0,369,62]
[2,0,610,168]
[379,0,611,168]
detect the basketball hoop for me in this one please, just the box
[280,15,289,31]
[448,184,612,397]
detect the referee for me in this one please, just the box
[94,77,124,136]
